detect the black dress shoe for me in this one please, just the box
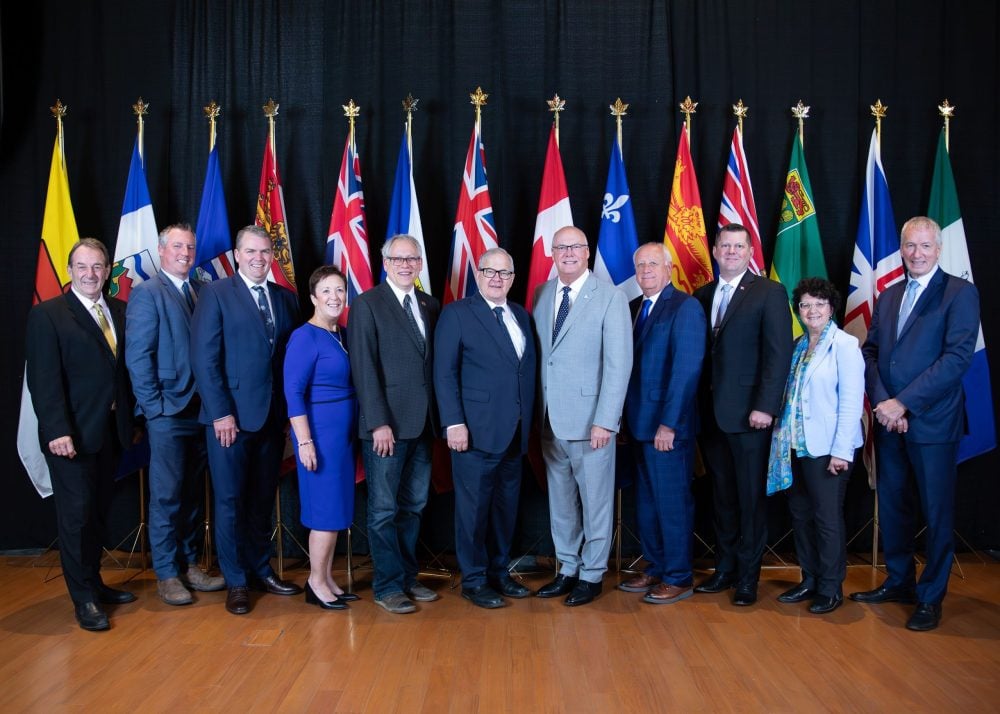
[249,573,303,596]
[777,583,816,604]
[732,584,757,606]
[97,585,137,605]
[848,584,916,604]
[74,602,109,631]
[490,576,530,599]
[462,585,504,609]
[564,580,602,607]
[694,571,735,594]
[906,602,942,632]
[535,574,578,598]
[226,586,251,615]
[304,582,349,610]
[334,592,361,602]
[809,594,843,614]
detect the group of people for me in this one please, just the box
[25,216,979,635]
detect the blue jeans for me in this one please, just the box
[363,435,432,599]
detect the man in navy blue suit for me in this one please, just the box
[191,225,301,615]
[126,224,225,605]
[619,243,706,605]
[433,248,536,609]
[851,216,979,632]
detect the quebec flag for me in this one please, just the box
[110,139,159,302]
[594,137,641,300]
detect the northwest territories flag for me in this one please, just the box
[594,135,640,300]
[385,126,431,292]
[193,144,235,282]
[109,139,159,301]
[928,129,996,462]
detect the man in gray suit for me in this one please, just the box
[532,225,632,606]
[350,234,441,615]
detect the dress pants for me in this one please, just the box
[876,431,959,605]
[788,452,851,598]
[632,438,695,586]
[452,429,522,590]
[699,424,770,587]
[363,431,432,599]
[146,406,207,580]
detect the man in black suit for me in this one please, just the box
[433,248,536,609]
[692,224,792,606]
[25,238,138,631]
[350,234,440,615]
[190,225,301,615]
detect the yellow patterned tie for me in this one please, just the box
[93,304,117,357]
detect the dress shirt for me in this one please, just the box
[386,280,426,338]
[72,286,117,343]
[481,296,525,358]
[634,290,661,328]
[238,271,274,321]
[711,270,747,327]
[554,270,591,314]
[899,265,939,319]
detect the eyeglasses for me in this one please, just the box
[386,256,422,267]
[479,267,514,280]
[798,300,830,310]
[552,243,588,254]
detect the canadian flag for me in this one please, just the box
[524,125,573,310]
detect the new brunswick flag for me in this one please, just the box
[664,125,712,293]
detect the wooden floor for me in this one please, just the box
[0,553,997,713]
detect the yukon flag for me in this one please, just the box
[255,134,296,291]
[525,125,573,308]
[193,144,235,281]
[326,134,373,325]
[718,125,765,275]
[770,132,828,337]
[594,134,640,300]
[445,119,498,304]
[385,126,431,292]
[844,129,902,485]
[109,139,159,301]
[928,129,996,462]
[18,137,80,498]
[663,125,713,293]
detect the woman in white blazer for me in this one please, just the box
[767,278,864,614]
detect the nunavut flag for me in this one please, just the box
[525,125,573,308]
[255,134,296,291]
[664,125,712,293]
[18,134,80,498]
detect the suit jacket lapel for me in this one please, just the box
[802,330,833,386]
[474,295,518,364]
[552,275,594,349]
[897,270,944,341]
[718,272,754,334]
[234,277,269,343]
[636,287,672,346]
[377,282,425,354]
[65,290,117,360]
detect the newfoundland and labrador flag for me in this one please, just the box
[928,129,996,462]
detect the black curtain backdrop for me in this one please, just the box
[1,1,997,552]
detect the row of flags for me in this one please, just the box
[16,114,996,497]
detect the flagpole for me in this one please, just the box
[204,100,220,153]
[403,93,417,156]
[939,99,955,152]
[51,99,67,160]
[871,98,887,145]
[792,100,810,148]
[679,95,697,140]
[733,98,747,136]
[132,97,148,162]
[470,86,488,140]
[547,93,565,147]
[611,97,628,153]
[264,98,278,157]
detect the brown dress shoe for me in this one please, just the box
[643,583,694,605]
[182,565,226,592]
[618,573,659,593]
[158,577,194,606]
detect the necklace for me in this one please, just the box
[310,319,346,353]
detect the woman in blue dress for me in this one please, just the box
[284,265,359,610]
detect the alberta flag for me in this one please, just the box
[326,134,373,325]
[928,129,996,462]
[109,139,159,301]
[445,120,498,304]
[844,129,902,484]
[193,144,234,282]
[385,126,431,293]
[525,125,573,308]
[594,135,640,300]
[718,125,765,275]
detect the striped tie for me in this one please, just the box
[93,304,117,357]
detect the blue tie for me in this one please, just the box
[552,286,571,344]
[713,283,732,338]
[182,281,195,313]
[634,298,652,339]
[897,279,919,338]
[252,285,275,345]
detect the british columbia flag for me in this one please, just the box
[444,120,498,304]
[718,125,765,275]
[326,134,374,325]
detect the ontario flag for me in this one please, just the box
[928,129,996,462]
[255,135,296,291]
[18,135,80,498]
[385,126,431,292]
[718,125,765,275]
[594,133,640,300]
[844,129,902,485]
[193,144,235,282]
[445,118,498,304]
[109,139,159,302]
[664,125,713,294]
[525,125,573,308]
[326,133,373,326]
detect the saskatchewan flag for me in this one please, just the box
[770,134,828,337]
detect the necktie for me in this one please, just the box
[897,279,919,338]
[713,283,732,337]
[552,286,571,344]
[403,293,426,355]
[93,304,117,357]
[493,305,518,355]
[252,285,275,344]
[182,281,195,312]
[634,298,652,339]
